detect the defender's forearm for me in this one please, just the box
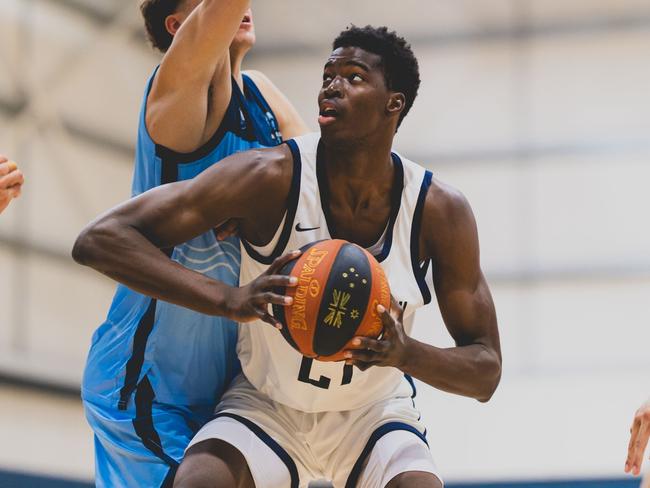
[401,337,501,402]
[72,218,232,317]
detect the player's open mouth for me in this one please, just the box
[241,14,251,24]
[318,104,339,126]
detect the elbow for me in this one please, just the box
[71,218,115,268]
[476,352,502,403]
[72,227,93,266]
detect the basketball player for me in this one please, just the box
[80,0,307,486]
[74,26,501,487]
[626,398,650,478]
[0,156,23,214]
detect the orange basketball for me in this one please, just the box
[272,239,390,362]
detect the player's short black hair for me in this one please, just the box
[140,0,184,53]
[333,25,420,129]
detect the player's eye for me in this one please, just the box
[350,73,364,83]
[322,73,333,83]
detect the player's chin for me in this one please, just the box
[233,30,256,49]
[318,119,349,140]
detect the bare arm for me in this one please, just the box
[72,145,294,320]
[146,0,250,152]
[345,182,502,402]
[245,70,310,139]
[410,184,501,400]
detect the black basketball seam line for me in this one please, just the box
[296,240,343,359]
[312,242,373,357]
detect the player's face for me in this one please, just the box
[318,47,393,142]
[231,8,256,53]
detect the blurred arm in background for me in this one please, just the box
[626,398,650,477]
[0,155,24,214]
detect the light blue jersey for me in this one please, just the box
[83,68,283,487]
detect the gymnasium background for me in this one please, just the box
[1,0,649,486]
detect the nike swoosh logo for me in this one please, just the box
[295,223,320,232]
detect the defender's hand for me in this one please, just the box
[226,250,300,328]
[626,399,650,476]
[344,295,410,372]
[214,219,239,240]
[0,157,24,214]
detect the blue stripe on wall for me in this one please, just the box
[0,471,92,487]
[0,469,640,488]
[448,479,640,488]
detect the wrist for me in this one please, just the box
[397,335,417,372]
[203,277,236,317]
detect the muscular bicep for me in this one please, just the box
[113,148,285,250]
[425,185,501,353]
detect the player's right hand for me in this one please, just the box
[626,398,650,476]
[0,157,24,214]
[225,250,301,328]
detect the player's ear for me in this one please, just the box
[386,93,405,117]
[165,13,182,37]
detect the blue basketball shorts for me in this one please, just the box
[83,378,214,488]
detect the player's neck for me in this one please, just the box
[230,52,245,90]
[322,134,395,181]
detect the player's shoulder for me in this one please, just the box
[243,69,269,84]
[231,144,294,183]
[423,175,476,232]
[290,132,320,149]
[243,69,277,95]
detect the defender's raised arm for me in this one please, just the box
[145,0,252,152]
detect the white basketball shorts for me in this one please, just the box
[187,374,442,488]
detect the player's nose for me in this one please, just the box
[323,76,343,98]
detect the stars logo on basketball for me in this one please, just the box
[341,267,368,290]
[324,289,350,328]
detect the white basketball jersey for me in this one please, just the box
[238,133,434,412]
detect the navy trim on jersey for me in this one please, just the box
[132,376,179,471]
[241,140,302,265]
[155,78,243,166]
[404,374,417,398]
[344,422,429,488]
[315,141,404,263]
[119,133,180,410]
[160,467,176,488]
[154,75,280,166]
[243,75,282,144]
[213,413,299,488]
[118,298,157,410]
[410,170,433,305]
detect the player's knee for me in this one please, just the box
[385,471,442,488]
[173,439,253,488]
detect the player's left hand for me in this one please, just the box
[343,295,411,372]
